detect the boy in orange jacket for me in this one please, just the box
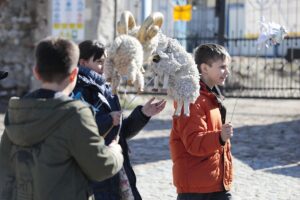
[170,43,234,200]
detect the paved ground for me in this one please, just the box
[125,96,300,200]
[0,96,299,200]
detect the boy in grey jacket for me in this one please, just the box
[0,37,124,200]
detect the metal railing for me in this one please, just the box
[175,36,300,98]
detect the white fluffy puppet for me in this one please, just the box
[104,11,163,94]
[151,33,200,116]
[117,11,200,116]
[257,19,288,49]
[104,12,145,94]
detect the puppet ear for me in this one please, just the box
[157,50,168,59]
[137,12,164,43]
[117,11,136,35]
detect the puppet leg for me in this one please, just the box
[174,100,183,116]
[126,61,137,86]
[162,74,169,89]
[134,70,144,94]
[183,101,190,116]
[153,74,159,91]
[112,72,121,94]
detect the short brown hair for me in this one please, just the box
[194,43,230,72]
[35,37,79,83]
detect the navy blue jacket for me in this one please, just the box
[73,66,150,200]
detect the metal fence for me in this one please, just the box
[174,0,300,98]
[176,36,300,99]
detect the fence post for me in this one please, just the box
[216,0,226,45]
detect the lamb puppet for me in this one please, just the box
[105,11,200,116]
[128,11,201,116]
[151,32,200,116]
[104,11,145,94]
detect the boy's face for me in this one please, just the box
[204,58,230,88]
[83,53,106,74]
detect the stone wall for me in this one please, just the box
[0,0,49,96]
[0,0,122,96]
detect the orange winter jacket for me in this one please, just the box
[170,82,233,193]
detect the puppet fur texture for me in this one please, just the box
[104,34,144,94]
[151,33,200,116]
[112,11,200,116]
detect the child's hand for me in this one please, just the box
[109,111,122,126]
[141,97,167,117]
[221,123,233,143]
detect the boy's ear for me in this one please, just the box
[200,63,209,74]
[33,66,42,81]
[69,67,78,82]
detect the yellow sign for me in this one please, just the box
[173,4,192,21]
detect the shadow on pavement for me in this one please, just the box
[231,119,300,178]
[129,135,171,165]
[142,118,172,131]
[129,118,300,179]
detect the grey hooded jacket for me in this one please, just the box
[0,96,124,200]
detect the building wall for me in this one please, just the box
[244,0,299,37]
[0,0,49,95]
[0,0,117,94]
[228,0,300,56]
[65,0,115,44]
[183,0,299,56]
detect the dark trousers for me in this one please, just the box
[177,191,233,200]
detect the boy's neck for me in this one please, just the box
[41,82,71,96]
[201,76,215,89]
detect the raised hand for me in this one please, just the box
[141,97,167,117]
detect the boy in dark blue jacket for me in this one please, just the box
[73,40,166,200]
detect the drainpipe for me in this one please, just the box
[217,0,226,45]
[141,0,152,21]
[114,0,118,38]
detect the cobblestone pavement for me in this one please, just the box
[0,97,299,200]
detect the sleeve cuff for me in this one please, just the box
[137,105,151,120]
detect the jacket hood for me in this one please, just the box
[4,96,79,147]
[75,66,112,108]
[78,66,106,89]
